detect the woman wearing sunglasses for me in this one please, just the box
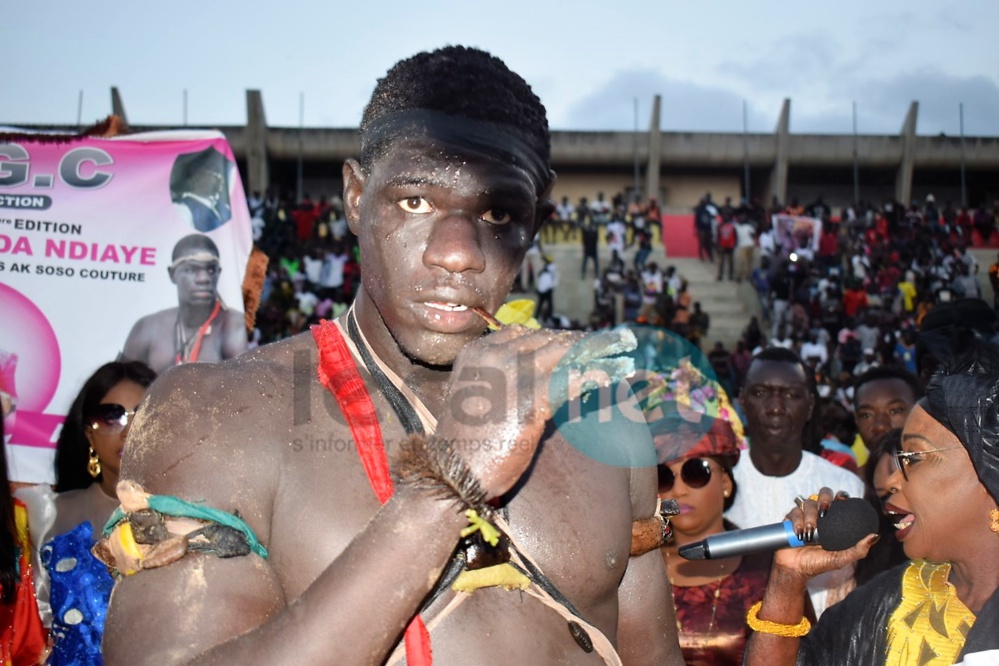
[653,414,815,666]
[743,340,999,665]
[18,360,155,665]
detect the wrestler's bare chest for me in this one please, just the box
[264,381,633,613]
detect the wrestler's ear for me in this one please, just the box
[532,170,558,236]
[343,158,366,236]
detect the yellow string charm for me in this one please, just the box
[746,601,811,637]
[452,563,531,592]
[114,522,144,576]
[460,509,501,547]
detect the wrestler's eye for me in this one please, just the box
[398,196,433,214]
[481,208,513,225]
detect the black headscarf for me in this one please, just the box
[920,327,999,504]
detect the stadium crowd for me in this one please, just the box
[244,184,999,474]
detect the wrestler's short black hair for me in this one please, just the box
[852,366,922,408]
[360,45,550,168]
[171,233,220,262]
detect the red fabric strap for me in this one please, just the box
[176,299,223,366]
[312,319,433,665]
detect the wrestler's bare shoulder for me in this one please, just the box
[120,334,318,538]
[130,306,178,331]
[221,307,246,328]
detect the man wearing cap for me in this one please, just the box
[170,147,234,232]
[121,233,247,374]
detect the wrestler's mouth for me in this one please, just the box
[415,299,483,334]
[425,302,469,312]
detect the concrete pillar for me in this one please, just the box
[245,90,270,197]
[645,94,662,203]
[110,87,128,125]
[895,101,918,205]
[768,98,790,206]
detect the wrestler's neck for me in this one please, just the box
[179,300,218,328]
[747,439,803,477]
[353,289,451,414]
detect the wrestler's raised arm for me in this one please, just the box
[103,325,623,665]
[101,352,466,664]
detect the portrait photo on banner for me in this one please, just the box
[0,127,252,483]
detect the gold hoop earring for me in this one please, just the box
[990,508,999,535]
[87,447,101,479]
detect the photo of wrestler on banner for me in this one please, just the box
[121,234,247,375]
[771,213,821,256]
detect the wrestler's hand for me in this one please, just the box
[772,487,879,581]
[437,325,637,500]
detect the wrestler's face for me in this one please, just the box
[345,137,550,366]
[170,254,221,307]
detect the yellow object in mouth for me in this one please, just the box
[493,299,540,329]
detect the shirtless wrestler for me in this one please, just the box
[121,233,247,375]
[103,46,683,665]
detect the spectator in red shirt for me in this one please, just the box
[842,280,869,318]
[818,224,839,271]
[292,197,318,242]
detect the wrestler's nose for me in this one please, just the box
[423,213,486,274]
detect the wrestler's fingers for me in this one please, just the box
[474,322,547,346]
[557,328,638,368]
[521,328,635,381]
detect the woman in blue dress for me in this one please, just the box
[20,361,155,665]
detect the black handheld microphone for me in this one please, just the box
[678,497,879,560]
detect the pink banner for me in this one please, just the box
[0,129,252,482]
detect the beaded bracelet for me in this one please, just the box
[746,601,811,637]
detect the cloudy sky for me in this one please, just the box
[3,1,998,136]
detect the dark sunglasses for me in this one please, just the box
[87,403,138,431]
[657,458,714,493]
